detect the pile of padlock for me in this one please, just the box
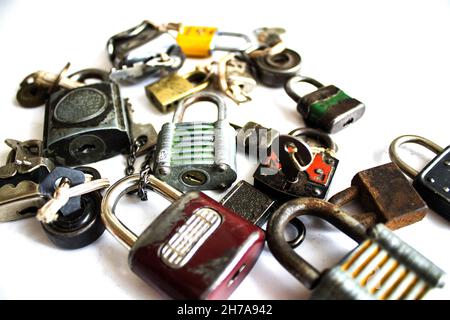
[5,21,448,300]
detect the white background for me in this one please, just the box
[0,0,449,299]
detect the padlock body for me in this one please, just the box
[252,48,301,88]
[176,26,217,58]
[311,224,445,300]
[298,85,365,134]
[413,146,450,221]
[43,82,130,166]
[220,180,276,227]
[128,192,265,299]
[154,121,237,191]
[145,73,209,113]
[254,151,338,201]
[351,162,427,229]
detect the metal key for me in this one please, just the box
[16,63,84,107]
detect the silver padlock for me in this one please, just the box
[266,198,446,300]
[154,92,237,191]
[107,21,185,82]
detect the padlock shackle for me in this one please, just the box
[266,197,367,290]
[172,91,226,124]
[288,127,338,153]
[214,31,253,52]
[284,75,324,102]
[101,174,183,249]
[389,135,444,179]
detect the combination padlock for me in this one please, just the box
[172,24,252,58]
[145,69,211,113]
[101,174,265,299]
[253,128,338,201]
[43,69,157,166]
[154,92,237,191]
[266,198,446,300]
[0,139,54,221]
[107,21,185,82]
[285,75,366,133]
[329,162,428,229]
[390,135,450,221]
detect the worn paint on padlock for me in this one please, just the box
[176,26,218,57]
[128,191,265,299]
[145,71,210,113]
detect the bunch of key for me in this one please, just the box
[5,20,448,300]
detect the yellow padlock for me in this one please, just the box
[175,25,252,58]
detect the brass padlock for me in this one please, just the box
[145,70,210,113]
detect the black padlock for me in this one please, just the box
[253,129,338,202]
[389,135,450,221]
[43,69,156,166]
[220,180,306,248]
[285,75,365,133]
[250,48,302,87]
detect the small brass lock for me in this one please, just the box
[145,70,210,113]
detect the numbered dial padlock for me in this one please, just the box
[285,76,366,133]
[0,139,55,221]
[37,166,108,249]
[43,69,157,166]
[390,135,450,221]
[329,162,428,230]
[174,25,252,58]
[266,198,446,300]
[101,174,265,299]
[154,92,237,191]
[107,21,185,82]
[253,129,338,202]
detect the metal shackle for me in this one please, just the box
[284,75,325,102]
[101,174,183,249]
[389,135,444,179]
[68,68,111,83]
[288,127,338,153]
[213,31,253,52]
[266,197,367,289]
[172,91,226,124]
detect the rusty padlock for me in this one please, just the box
[328,162,428,229]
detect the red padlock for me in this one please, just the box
[101,174,265,299]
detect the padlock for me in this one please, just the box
[266,197,446,300]
[101,174,265,299]
[145,70,211,113]
[220,180,306,248]
[389,135,450,221]
[43,69,157,166]
[0,139,54,221]
[38,166,108,249]
[107,21,185,82]
[285,75,366,133]
[253,129,338,201]
[174,25,252,58]
[328,162,428,229]
[233,121,280,160]
[250,48,302,88]
[154,92,237,191]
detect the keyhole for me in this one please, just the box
[228,264,247,287]
[76,144,96,154]
[181,170,207,186]
[343,118,354,127]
